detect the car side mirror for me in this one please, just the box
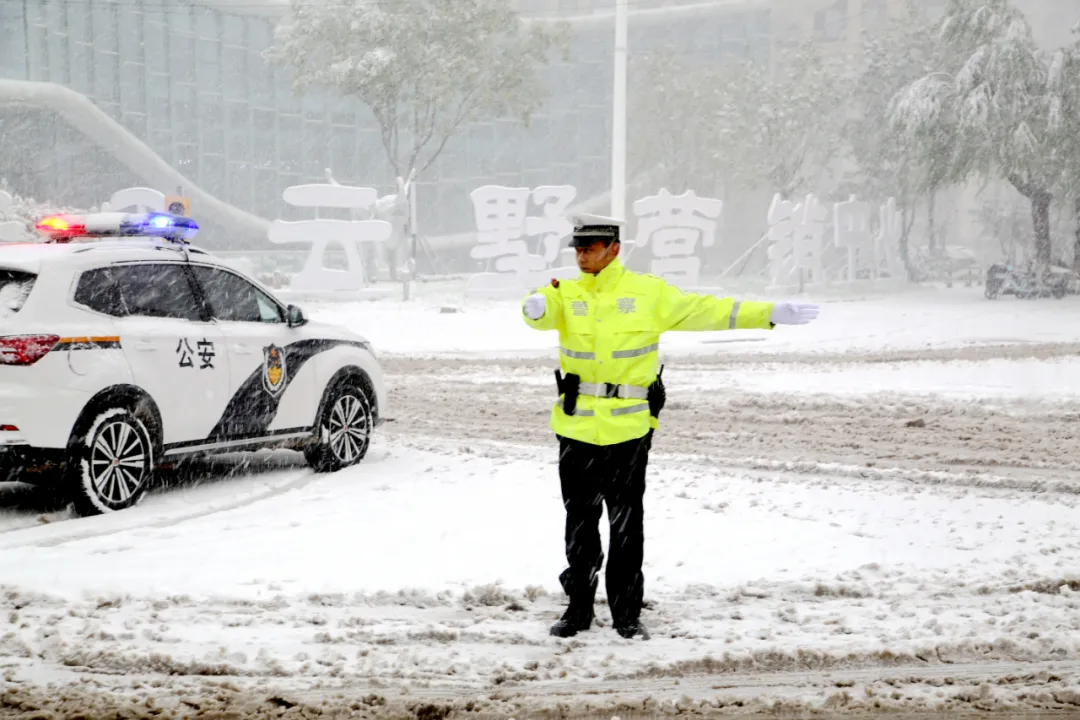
[286,304,307,328]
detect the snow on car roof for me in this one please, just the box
[0,239,207,273]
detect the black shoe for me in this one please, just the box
[614,621,650,640]
[549,608,593,638]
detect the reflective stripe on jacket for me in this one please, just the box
[522,258,775,446]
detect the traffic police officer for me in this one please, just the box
[521,213,819,640]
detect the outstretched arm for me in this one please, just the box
[655,281,774,332]
[521,282,564,331]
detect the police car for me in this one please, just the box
[0,211,386,516]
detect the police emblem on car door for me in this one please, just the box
[263,344,287,396]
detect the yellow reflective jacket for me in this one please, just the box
[522,258,775,446]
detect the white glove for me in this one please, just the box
[770,302,819,325]
[523,293,546,320]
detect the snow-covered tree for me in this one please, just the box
[726,41,852,198]
[0,183,92,241]
[627,51,723,195]
[1048,32,1080,268]
[629,41,849,199]
[846,1,953,274]
[267,0,568,179]
[890,0,1077,266]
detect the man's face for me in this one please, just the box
[575,240,619,274]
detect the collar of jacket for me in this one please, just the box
[579,257,626,294]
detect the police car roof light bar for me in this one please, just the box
[35,212,199,244]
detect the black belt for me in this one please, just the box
[556,366,665,417]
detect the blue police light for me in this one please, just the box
[122,212,199,242]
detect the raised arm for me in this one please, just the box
[655,281,775,332]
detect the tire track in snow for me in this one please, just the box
[0,447,393,549]
[7,652,1079,717]
[382,354,1080,493]
[0,471,313,550]
[288,658,1080,700]
[389,432,1080,502]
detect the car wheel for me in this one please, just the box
[304,379,373,473]
[67,407,155,517]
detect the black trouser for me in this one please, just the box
[556,431,652,627]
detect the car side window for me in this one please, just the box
[105,263,204,320]
[74,267,129,317]
[189,265,284,324]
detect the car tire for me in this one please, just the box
[67,406,156,517]
[304,378,373,473]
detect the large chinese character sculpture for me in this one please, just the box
[466,184,577,298]
[325,168,414,283]
[766,192,827,290]
[766,194,797,289]
[269,182,392,292]
[833,194,874,281]
[367,174,413,282]
[630,189,723,287]
[0,190,24,242]
[793,194,827,285]
[877,197,905,279]
[526,186,578,266]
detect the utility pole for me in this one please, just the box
[611,0,628,221]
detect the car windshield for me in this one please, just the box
[0,269,35,318]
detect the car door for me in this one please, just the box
[101,262,231,447]
[186,263,319,442]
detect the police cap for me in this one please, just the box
[568,213,626,248]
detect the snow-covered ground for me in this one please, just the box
[3,286,1080,718]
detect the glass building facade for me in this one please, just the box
[0,0,771,250]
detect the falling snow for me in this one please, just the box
[2,287,1080,716]
[6,0,1080,715]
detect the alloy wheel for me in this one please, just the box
[89,420,150,505]
[327,394,370,464]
